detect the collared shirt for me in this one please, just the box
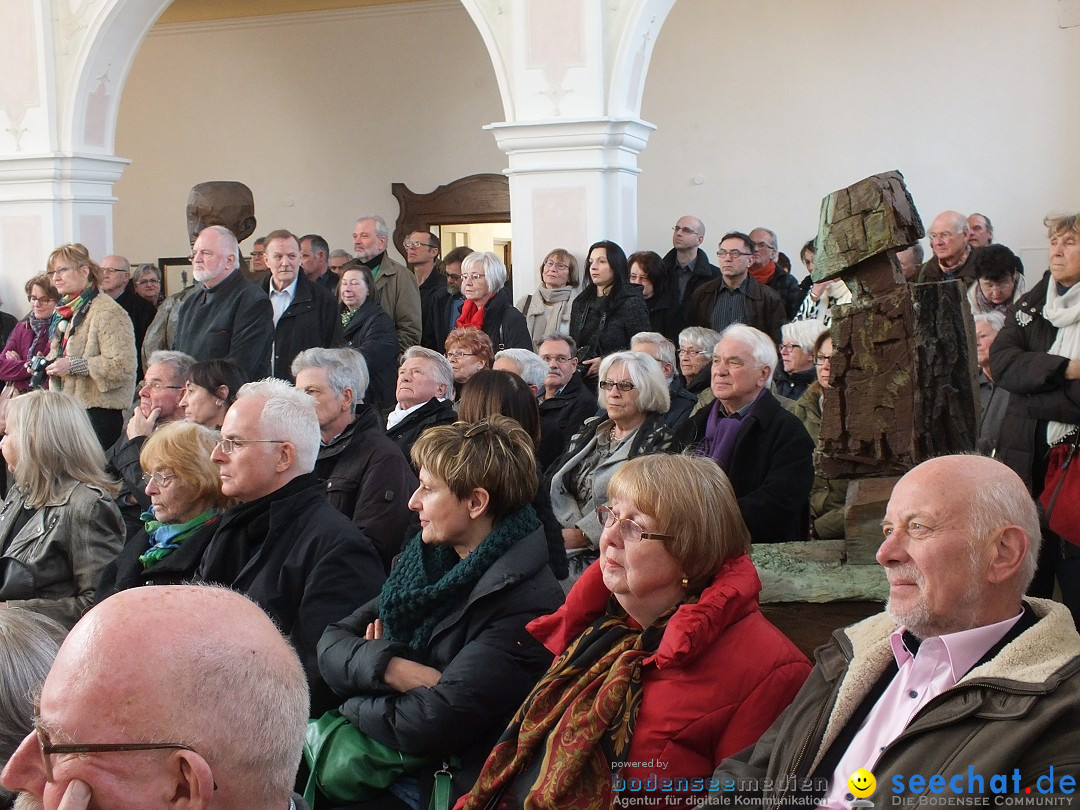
[269,277,298,326]
[710,276,749,332]
[386,398,446,431]
[820,609,1024,810]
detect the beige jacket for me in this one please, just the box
[373,255,422,354]
[56,293,137,409]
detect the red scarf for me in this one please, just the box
[456,298,487,330]
[749,260,776,286]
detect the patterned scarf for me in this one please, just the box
[462,599,681,810]
[28,315,51,348]
[138,508,220,569]
[974,283,1011,315]
[379,506,539,651]
[456,298,487,330]
[48,285,97,359]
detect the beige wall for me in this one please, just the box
[110,0,1079,292]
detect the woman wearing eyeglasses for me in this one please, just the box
[775,320,825,401]
[457,251,532,352]
[546,351,679,584]
[0,276,59,394]
[43,243,137,449]
[95,421,230,600]
[517,248,579,350]
[0,390,123,629]
[464,454,810,809]
[317,416,563,809]
[336,261,398,409]
[445,326,494,399]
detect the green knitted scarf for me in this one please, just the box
[380,505,539,652]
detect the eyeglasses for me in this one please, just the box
[46,266,78,278]
[403,241,435,249]
[716,250,751,259]
[779,342,803,352]
[543,259,571,271]
[134,278,160,287]
[446,273,462,283]
[446,350,476,360]
[753,241,777,251]
[141,471,178,488]
[139,380,184,392]
[214,438,286,454]
[928,231,957,241]
[598,379,635,392]
[596,505,674,544]
[540,354,574,364]
[250,250,266,257]
[678,348,706,357]
[461,273,487,282]
[672,226,700,236]
[815,353,834,366]
[28,296,56,304]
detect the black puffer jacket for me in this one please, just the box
[317,523,563,806]
[569,285,651,364]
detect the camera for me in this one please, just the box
[28,355,53,390]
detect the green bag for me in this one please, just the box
[302,710,433,806]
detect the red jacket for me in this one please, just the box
[528,554,811,802]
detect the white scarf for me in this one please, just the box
[1043,281,1080,444]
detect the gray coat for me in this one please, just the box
[0,481,124,628]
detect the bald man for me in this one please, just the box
[1,585,309,810]
[710,454,1080,808]
[920,210,979,283]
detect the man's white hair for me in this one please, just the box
[236,378,320,472]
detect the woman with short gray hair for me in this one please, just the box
[457,252,532,352]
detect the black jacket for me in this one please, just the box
[774,366,817,401]
[197,474,386,716]
[476,288,532,351]
[767,268,805,321]
[537,372,598,471]
[385,397,458,465]
[569,285,652,364]
[115,284,158,378]
[314,404,417,571]
[423,284,463,351]
[662,247,720,311]
[990,274,1080,491]
[264,274,342,382]
[317,525,563,806]
[104,431,150,540]
[686,274,787,346]
[174,270,274,380]
[339,299,398,409]
[664,376,699,429]
[680,390,815,543]
[95,516,221,601]
[644,284,685,345]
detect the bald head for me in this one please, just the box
[929,210,971,267]
[9,586,307,810]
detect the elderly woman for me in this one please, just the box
[179,357,248,430]
[775,320,825,400]
[464,454,810,808]
[132,263,164,307]
[338,261,398,408]
[517,248,579,349]
[317,416,564,808]
[569,241,651,379]
[974,311,1009,456]
[629,249,682,344]
[95,421,229,599]
[445,325,494,397]
[0,275,58,392]
[968,243,1025,315]
[456,251,531,352]
[992,213,1080,620]
[0,390,123,628]
[790,332,849,540]
[44,243,137,448]
[678,325,722,412]
[794,239,852,327]
[547,351,678,580]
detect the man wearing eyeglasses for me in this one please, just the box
[536,333,598,470]
[686,231,786,345]
[99,254,157,380]
[748,227,803,320]
[199,379,385,717]
[1,584,312,810]
[405,230,443,323]
[661,215,720,310]
[919,210,980,284]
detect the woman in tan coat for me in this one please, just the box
[44,243,136,448]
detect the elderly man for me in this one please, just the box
[749,226,803,319]
[200,380,385,715]
[920,210,979,283]
[262,229,341,381]
[661,215,720,310]
[536,333,598,470]
[105,350,194,537]
[173,225,274,380]
[974,311,1009,456]
[353,215,422,353]
[248,235,270,284]
[300,232,335,292]
[100,254,157,378]
[687,232,787,345]
[293,347,416,571]
[680,324,814,542]
[385,346,456,462]
[711,455,1080,808]
[969,212,994,247]
[493,347,547,394]
[1,585,310,810]
[631,330,697,429]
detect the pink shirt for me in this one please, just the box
[820,610,1024,810]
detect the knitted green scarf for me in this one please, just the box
[380,505,539,652]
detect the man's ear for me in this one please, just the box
[276,441,297,473]
[985,526,1029,586]
[168,750,215,809]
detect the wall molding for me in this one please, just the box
[148,0,459,37]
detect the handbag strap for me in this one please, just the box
[428,763,453,810]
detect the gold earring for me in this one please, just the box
[680,577,689,589]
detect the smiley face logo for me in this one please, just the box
[847,768,876,799]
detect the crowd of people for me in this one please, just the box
[1,203,1079,810]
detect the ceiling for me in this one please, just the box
[158,0,421,24]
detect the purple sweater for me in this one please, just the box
[0,319,51,391]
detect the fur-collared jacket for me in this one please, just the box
[710,599,1080,808]
[54,293,137,410]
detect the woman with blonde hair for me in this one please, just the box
[517,248,579,349]
[96,421,231,599]
[43,243,137,448]
[0,390,123,628]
